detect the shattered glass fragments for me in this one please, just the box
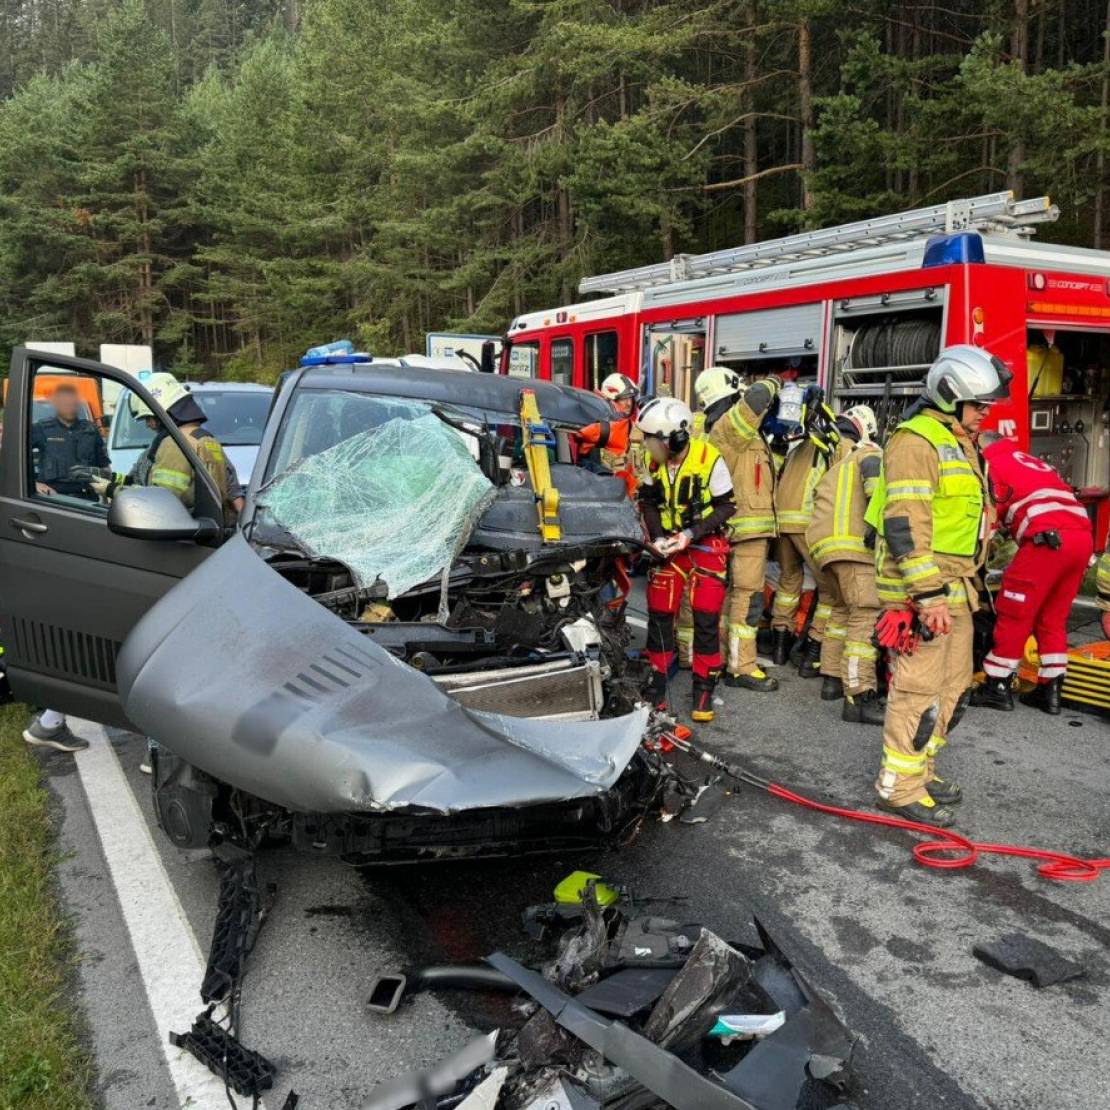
[259,397,496,597]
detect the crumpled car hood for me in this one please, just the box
[117,535,648,814]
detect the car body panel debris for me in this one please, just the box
[973,933,1086,988]
[118,535,649,815]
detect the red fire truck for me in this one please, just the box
[499,191,1110,546]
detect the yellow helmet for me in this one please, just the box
[129,373,190,420]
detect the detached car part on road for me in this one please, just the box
[0,349,660,862]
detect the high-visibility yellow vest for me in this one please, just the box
[865,413,983,557]
[652,438,722,533]
[807,442,882,567]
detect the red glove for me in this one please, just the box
[1101,611,1110,641]
[874,608,918,656]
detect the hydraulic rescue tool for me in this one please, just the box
[519,388,561,542]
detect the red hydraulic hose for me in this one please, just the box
[659,731,1110,884]
[767,782,1110,884]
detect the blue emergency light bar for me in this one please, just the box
[299,338,373,367]
[922,232,985,268]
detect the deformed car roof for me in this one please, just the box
[117,536,649,815]
[282,362,614,427]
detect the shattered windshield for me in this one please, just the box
[257,391,496,597]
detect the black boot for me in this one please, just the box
[772,628,794,666]
[691,672,719,723]
[797,637,822,679]
[1021,676,1063,715]
[820,676,844,701]
[841,689,885,725]
[970,675,1014,712]
[723,667,780,691]
[644,670,668,712]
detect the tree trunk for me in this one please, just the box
[798,17,816,212]
[285,0,299,33]
[1094,0,1110,247]
[135,168,154,346]
[1007,0,1029,196]
[909,8,921,198]
[744,0,759,242]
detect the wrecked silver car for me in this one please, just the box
[0,349,658,863]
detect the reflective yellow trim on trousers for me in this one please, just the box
[924,734,947,757]
[877,577,909,603]
[729,516,776,534]
[676,627,693,646]
[814,603,832,620]
[844,639,878,660]
[729,623,757,640]
[810,535,868,560]
[882,746,927,774]
[824,624,847,640]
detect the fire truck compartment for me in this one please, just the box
[1026,327,1110,492]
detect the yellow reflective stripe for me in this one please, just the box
[810,535,868,558]
[844,640,878,660]
[825,625,847,640]
[728,622,757,640]
[814,603,832,619]
[729,517,776,533]
[946,582,968,602]
[675,627,693,645]
[887,480,933,493]
[900,560,940,582]
[151,468,190,492]
[728,406,757,438]
[887,491,933,503]
[924,735,947,757]
[836,462,853,538]
[882,746,927,773]
[777,511,811,525]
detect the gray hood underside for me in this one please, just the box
[117,535,648,814]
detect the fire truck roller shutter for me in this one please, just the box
[715,303,824,362]
[847,318,941,377]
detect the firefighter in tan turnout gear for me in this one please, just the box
[868,345,1008,828]
[694,367,781,691]
[805,405,883,723]
[771,387,849,676]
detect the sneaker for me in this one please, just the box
[723,666,780,691]
[23,715,89,753]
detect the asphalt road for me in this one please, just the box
[39,602,1109,1110]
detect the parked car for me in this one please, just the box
[0,349,655,864]
[108,380,273,487]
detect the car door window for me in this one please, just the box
[27,363,202,517]
[551,338,574,386]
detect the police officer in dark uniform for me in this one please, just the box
[30,382,110,501]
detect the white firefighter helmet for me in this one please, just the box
[925,345,1012,413]
[598,372,639,404]
[128,373,190,420]
[636,396,694,453]
[694,366,744,411]
[840,404,878,442]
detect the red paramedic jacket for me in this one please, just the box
[981,437,1091,543]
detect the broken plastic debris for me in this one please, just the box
[973,933,1085,988]
[708,1010,787,1042]
[554,871,619,906]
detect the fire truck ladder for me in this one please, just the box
[578,191,1058,296]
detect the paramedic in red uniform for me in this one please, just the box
[970,433,1094,714]
[635,397,735,724]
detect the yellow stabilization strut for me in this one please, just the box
[519,388,561,542]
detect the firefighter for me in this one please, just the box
[1097,551,1110,640]
[695,368,781,691]
[90,373,235,525]
[771,387,848,674]
[636,397,735,722]
[575,373,639,473]
[868,345,1009,828]
[805,405,884,723]
[970,434,1093,714]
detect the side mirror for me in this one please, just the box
[108,486,220,543]
[480,340,496,374]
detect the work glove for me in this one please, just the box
[655,531,692,558]
[68,465,111,485]
[89,475,112,497]
[873,607,918,656]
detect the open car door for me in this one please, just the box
[0,348,224,727]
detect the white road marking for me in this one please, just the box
[72,721,267,1110]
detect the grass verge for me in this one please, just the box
[0,703,94,1109]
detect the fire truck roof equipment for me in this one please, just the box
[578,192,1058,296]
